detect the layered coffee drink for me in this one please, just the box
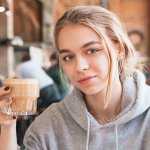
[3,78,39,116]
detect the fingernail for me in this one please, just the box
[4,86,10,91]
[13,116,17,119]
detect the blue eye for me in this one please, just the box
[63,55,74,61]
[86,49,98,54]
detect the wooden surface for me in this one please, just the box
[13,0,43,42]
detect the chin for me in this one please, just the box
[80,87,100,95]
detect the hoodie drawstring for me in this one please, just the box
[115,125,119,150]
[86,115,119,150]
[86,115,90,150]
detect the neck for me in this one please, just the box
[85,79,122,124]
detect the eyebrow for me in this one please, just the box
[81,41,101,48]
[59,49,70,54]
[59,41,101,54]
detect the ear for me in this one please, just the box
[115,43,124,58]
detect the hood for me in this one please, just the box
[64,70,150,130]
[115,70,150,125]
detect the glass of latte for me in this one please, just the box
[3,78,40,116]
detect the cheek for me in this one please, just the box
[94,55,110,78]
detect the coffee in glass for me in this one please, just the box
[3,78,40,116]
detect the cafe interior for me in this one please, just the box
[0,0,150,149]
[0,0,150,79]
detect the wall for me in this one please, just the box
[13,0,43,42]
[0,5,9,78]
[53,0,100,22]
[109,0,150,56]
[0,13,7,39]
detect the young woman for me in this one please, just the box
[0,6,150,150]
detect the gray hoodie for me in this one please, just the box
[24,70,150,150]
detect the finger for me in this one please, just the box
[0,86,11,97]
[0,97,12,108]
[0,86,11,101]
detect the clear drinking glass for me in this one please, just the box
[3,78,40,116]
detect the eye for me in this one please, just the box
[86,48,99,54]
[62,55,74,61]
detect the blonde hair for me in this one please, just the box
[54,6,136,107]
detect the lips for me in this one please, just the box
[77,75,96,83]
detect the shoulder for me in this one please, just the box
[17,61,32,69]
[27,101,67,132]
[24,101,68,148]
[39,101,67,121]
[25,88,84,135]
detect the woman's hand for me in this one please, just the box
[0,86,16,126]
[0,86,17,150]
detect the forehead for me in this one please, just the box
[58,24,103,50]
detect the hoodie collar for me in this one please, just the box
[114,70,150,125]
[64,70,150,128]
[64,88,89,131]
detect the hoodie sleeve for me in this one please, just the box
[23,105,59,150]
[23,122,45,150]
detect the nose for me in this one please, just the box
[76,57,89,73]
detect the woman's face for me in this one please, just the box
[58,24,115,95]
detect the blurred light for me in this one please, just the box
[10,36,24,46]
[0,6,5,12]
[5,8,11,16]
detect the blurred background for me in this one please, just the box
[0,0,150,79]
[0,0,150,149]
